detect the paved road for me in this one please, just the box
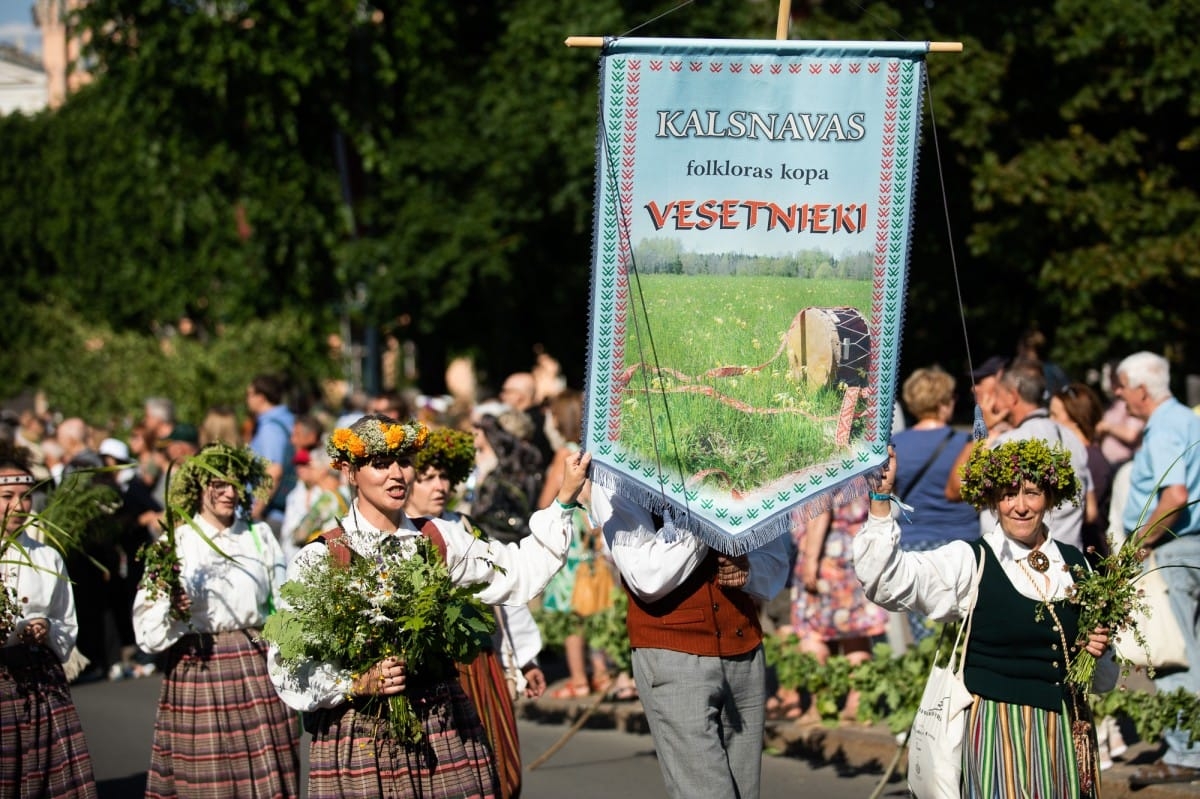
[73,673,902,798]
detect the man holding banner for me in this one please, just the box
[578,32,939,798]
[591,484,790,799]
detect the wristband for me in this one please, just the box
[555,499,581,510]
[869,491,894,502]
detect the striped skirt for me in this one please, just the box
[147,629,300,799]
[306,680,498,799]
[458,651,520,799]
[0,645,97,799]
[962,695,1098,799]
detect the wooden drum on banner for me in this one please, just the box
[786,307,871,389]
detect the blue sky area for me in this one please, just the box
[0,2,41,57]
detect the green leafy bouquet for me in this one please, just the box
[262,535,494,743]
[1061,532,1152,689]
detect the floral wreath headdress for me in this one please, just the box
[959,438,1080,511]
[169,442,273,516]
[412,428,475,488]
[327,418,429,467]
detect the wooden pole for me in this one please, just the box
[776,0,792,40]
[564,35,963,52]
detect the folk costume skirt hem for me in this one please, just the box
[146,629,300,799]
[0,644,97,799]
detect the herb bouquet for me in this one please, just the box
[1062,532,1152,689]
[262,534,494,743]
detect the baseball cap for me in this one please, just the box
[98,438,131,463]
[969,356,1008,381]
[161,422,200,446]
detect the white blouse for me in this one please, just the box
[268,501,575,712]
[590,483,791,604]
[1,530,77,662]
[132,516,286,654]
[853,512,1118,692]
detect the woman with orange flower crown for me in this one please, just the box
[854,438,1117,799]
[267,413,588,799]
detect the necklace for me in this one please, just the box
[1027,548,1050,573]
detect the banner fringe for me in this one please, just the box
[591,463,882,555]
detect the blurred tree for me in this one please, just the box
[3,0,1196,421]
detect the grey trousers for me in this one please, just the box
[632,645,766,799]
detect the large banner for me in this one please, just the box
[583,38,927,552]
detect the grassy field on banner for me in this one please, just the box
[617,274,873,491]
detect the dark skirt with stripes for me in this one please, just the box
[147,629,300,799]
[306,680,498,799]
[0,644,97,799]
[962,695,1096,799]
[457,651,520,799]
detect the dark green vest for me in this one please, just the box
[963,539,1088,713]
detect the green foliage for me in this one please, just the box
[0,299,331,426]
[3,0,1198,403]
[263,535,493,742]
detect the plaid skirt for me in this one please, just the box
[147,629,300,799]
[307,680,498,799]
[457,651,520,799]
[0,645,97,799]
[962,695,1096,799]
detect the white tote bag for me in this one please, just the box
[908,556,985,799]
[1114,552,1188,670]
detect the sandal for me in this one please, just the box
[589,673,614,695]
[550,682,591,700]
[606,675,639,702]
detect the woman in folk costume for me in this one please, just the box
[404,426,547,799]
[133,442,299,798]
[0,442,97,798]
[268,414,587,799]
[854,439,1117,798]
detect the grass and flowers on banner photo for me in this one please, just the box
[618,274,872,492]
[261,534,494,744]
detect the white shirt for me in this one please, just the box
[268,501,575,712]
[590,483,791,604]
[853,512,1118,692]
[2,530,77,661]
[133,516,286,654]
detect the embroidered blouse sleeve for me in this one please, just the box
[852,512,978,621]
[440,507,574,607]
[265,542,355,713]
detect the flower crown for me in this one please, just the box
[327,419,428,466]
[169,442,272,515]
[959,438,1080,510]
[412,428,476,488]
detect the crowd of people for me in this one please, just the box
[0,344,1197,797]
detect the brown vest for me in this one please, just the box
[317,518,447,566]
[623,550,762,657]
